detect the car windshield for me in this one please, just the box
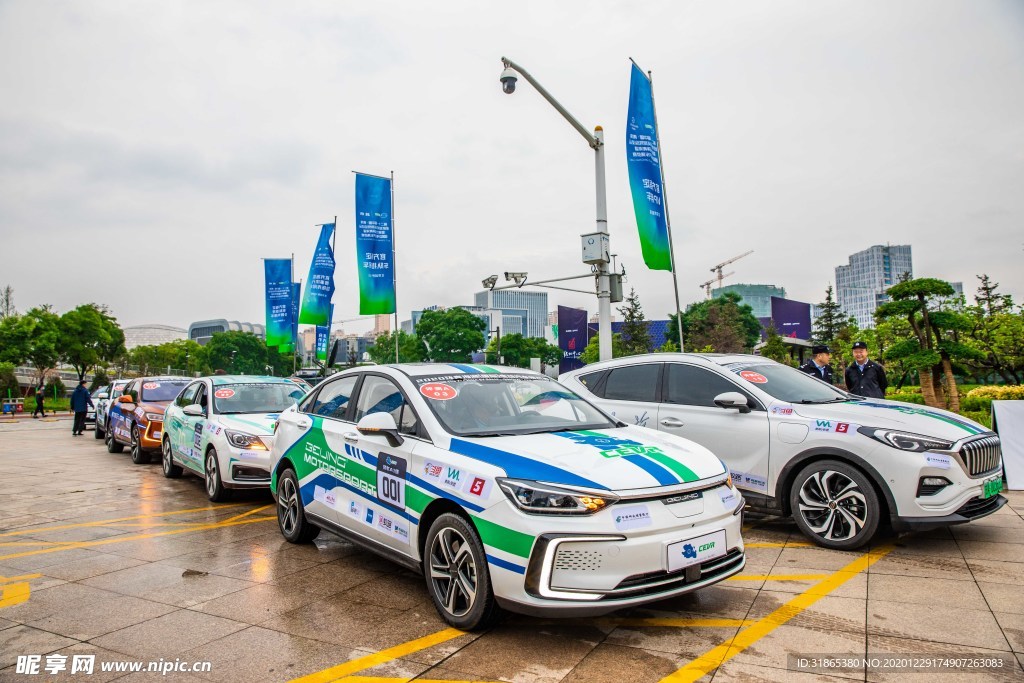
[213,383,306,414]
[414,373,617,437]
[140,380,190,402]
[724,362,850,403]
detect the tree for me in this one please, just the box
[813,285,848,346]
[367,331,426,364]
[0,285,14,319]
[128,339,209,376]
[0,363,19,398]
[760,323,790,364]
[975,274,1013,317]
[205,331,272,375]
[0,314,32,366]
[59,304,126,381]
[90,368,110,393]
[667,293,761,353]
[23,306,61,384]
[876,278,982,411]
[617,289,653,356]
[963,276,1023,385]
[415,308,486,363]
[484,333,561,368]
[580,333,626,365]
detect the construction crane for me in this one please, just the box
[699,271,734,298]
[709,250,753,290]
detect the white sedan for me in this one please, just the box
[270,363,745,630]
[161,375,306,501]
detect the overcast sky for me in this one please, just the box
[1,0,1022,334]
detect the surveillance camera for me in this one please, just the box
[499,67,517,94]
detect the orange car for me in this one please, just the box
[106,376,191,463]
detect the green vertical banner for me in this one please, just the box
[264,259,293,349]
[355,173,396,314]
[626,63,671,271]
[299,223,335,326]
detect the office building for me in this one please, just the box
[474,290,548,338]
[714,284,786,319]
[123,325,187,350]
[835,245,913,328]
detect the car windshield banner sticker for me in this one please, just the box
[376,453,406,511]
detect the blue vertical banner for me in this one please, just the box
[626,63,672,271]
[285,281,300,354]
[264,259,293,350]
[299,223,335,326]
[558,306,588,374]
[315,304,333,362]
[355,174,396,315]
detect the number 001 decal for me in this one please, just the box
[376,453,407,511]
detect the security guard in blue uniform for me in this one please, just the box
[844,340,887,398]
[799,345,834,384]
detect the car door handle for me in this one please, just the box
[660,417,685,428]
[343,432,359,443]
[295,419,311,429]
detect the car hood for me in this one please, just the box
[214,413,281,436]
[776,398,988,442]
[136,401,170,417]
[445,425,727,492]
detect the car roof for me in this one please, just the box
[135,376,191,382]
[206,375,297,385]
[382,363,546,379]
[562,352,767,375]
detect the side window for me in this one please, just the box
[312,375,358,420]
[354,376,410,427]
[666,364,754,408]
[577,370,609,397]
[195,384,208,412]
[177,383,200,408]
[125,381,138,402]
[603,364,661,402]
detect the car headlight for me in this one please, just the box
[224,430,267,450]
[857,426,953,453]
[144,413,163,421]
[497,478,617,515]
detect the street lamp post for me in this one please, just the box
[499,57,613,361]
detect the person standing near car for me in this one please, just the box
[845,340,887,398]
[70,379,93,436]
[799,345,834,384]
[33,384,45,418]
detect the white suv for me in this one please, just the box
[561,354,1005,549]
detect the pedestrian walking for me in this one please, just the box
[799,345,835,384]
[70,379,93,436]
[32,384,45,418]
[845,340,888,398]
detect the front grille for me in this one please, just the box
[554,549,602,572]
[958,436,1002,477]
[611,548,744,598]
[957,494,1001,519]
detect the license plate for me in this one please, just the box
[983,478,1003,499]
[667,529,727,572]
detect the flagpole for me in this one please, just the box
[390,171,398,363]
[291,254,297,374]
[647,68,685,352]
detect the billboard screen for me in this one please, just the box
[768,297,812,340]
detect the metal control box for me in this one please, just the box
[581,232,609,265]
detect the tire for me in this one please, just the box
[789,459,881,550]
[130,424,150,464]
[276,468,319,543]
[204,447,232,502]
[94,423,104,439]
[423,513,500,630]
[106,427,124,453]
[162,438,182,478]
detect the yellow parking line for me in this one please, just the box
[0,515,275,563]
[661,544,894,682]
[0,581,31,609]
[727,574,829,582]
[222,504,273,524]
[0,573,42,583]
[288,628,466,683]
[0,503,245,538]
[341,678,499,683]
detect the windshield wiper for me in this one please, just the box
[798,398,847,404]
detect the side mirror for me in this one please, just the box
[714,391,751,414]
[356,412,404,447]
[118,395,134,404]
[97,392,108,399]
[182,404,205,417]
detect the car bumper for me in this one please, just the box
[893,494,1007,532]
[485,484,745,617]
[223,447,272,489]
[140,421,163,450]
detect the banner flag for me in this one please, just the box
[355,174,396,314]
[299,223,336,326]
[264,259,293,350]
[316,304,333,362]
[626,63,672,271]
[557,306,588,374]
[282,281,299,354]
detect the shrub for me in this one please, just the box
[0,362,19,398]
[887,392,925,406]
[961,411,992,429]
[44,376,66,399]
[966,386,1024,401]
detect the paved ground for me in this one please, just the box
[1,418,1023,682]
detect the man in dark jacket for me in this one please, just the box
[845,340,888,398]
[33,385,45,418]
[799,345,834,384]
[70,379,93,436]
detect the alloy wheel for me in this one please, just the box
[428,527,478,618]
[205,454,218,497]
[797,469,868,542]
[278,475,299,536]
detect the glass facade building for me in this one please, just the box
[474,290,548,339]
[834,245,913,329]
[714,284,786,319]
[123,325,187,350]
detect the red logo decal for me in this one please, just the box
[836,423,849,433]
[739,370,768,384]
[214,388,235,399]
[469,478,486,496]
[419,383,457,401]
